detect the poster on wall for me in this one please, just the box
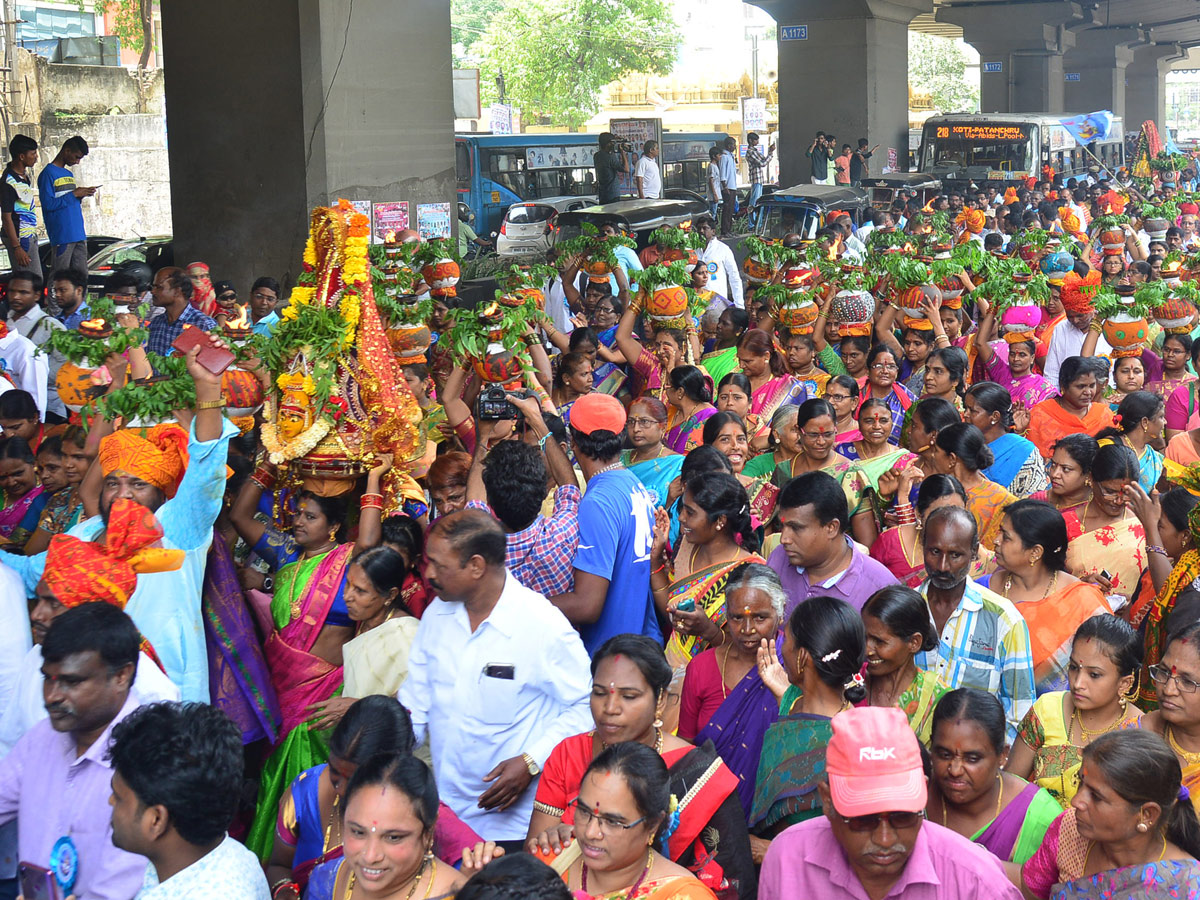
[372,201,409,242]
[417,202,452,240]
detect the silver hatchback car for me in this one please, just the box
[496,196,596,259]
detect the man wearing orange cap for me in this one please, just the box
[0,498,181,755]
[759,706,1019,899]
[545,392,660,654]
[1,336,237,703]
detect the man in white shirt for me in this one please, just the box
[399,509,591,843]
[0,562,27,887]
[634,141,661,200]
[5,270,66,419]
[1043,301,1113,387]
[108,702,269,900]
[695,214,744,309]
[0,314,45,417]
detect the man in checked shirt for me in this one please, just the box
[745,132,772,228]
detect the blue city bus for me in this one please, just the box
[456,132,724,237]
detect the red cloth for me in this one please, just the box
[677,647,727,740]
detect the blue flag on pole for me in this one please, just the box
[1059,111,1116,144]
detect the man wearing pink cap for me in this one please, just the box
[759,707,1020,900]
[546,392,661,654]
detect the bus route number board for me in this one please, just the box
[939,124,1028,142]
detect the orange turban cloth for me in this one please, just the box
[42,499,185,609]
[1003,187,1018,205]
[1098,190,1127,215]
[1059,208,1083,237]
[1060,269,1101,315]
[956,209,985,234]
[98,424,190,499]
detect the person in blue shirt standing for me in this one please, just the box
[0,134,41,280]
[719,136,739,236]
[249,276,281,336]
[37,135,95,280]
[547,392,660,655]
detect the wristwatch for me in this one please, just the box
[522,753,541,776]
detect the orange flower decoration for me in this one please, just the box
[1060,269,1102,315]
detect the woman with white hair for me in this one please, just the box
[677,562,787,819]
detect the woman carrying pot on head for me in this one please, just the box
[972,296,1056,411]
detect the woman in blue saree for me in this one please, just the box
[620,396,684,507]
[678,563,785,820]
[965,382,1050,497]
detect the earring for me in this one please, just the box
[653,717,663,728]
[329,528,338,542]
[1137,823,1148,833]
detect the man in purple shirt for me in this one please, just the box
[0,603,148,900]
[766,471,897,619]
[759,706,1020,900]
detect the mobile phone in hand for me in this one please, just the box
[19,862,58,900]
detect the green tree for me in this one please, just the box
[909,32,979,114]
[75,0,154,68]
[471,0,680,129]
[452,0,504,64]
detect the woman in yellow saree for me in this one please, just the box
[649,472,763,669]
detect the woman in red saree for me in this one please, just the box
[233,457,390,859]
[528,635,756,900]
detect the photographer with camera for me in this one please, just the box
[466,392,581,597]
[595,132,628,204]
[807,131,834,185]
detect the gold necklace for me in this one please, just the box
[323,789,340,852]
[1167,725,1200,766]
[941,775,1004,827]
[1071,704,1126,741]
[1082,834,1166,874]
[1002,569,1058,602]
[718,642,733,700]
[344,855,432,900]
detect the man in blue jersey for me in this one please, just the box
[547,392,660,654]
[0,135,40,279]
[37,135,96,280]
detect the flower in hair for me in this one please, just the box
[844,671,866,690]
[1112,414,1122,425]
[822,648,842,663]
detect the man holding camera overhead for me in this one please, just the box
[465,392,581,597]
[595,132,628,204]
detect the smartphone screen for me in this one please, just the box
[19,863,58,900]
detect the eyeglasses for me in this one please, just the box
[627,417,660,429]
[1148,664,1200,694]
[826,393,852,402]
[871,363,899,372]
[841,810,925,833]
[252,292,276,302]
[569,800,646,835]
[802,430,835,441]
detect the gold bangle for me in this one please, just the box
[195,399,226,410]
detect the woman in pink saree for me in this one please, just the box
[232,458,391,859]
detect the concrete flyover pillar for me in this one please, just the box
[159,0,455,291]
[937,1,1099,114]
[748,0,932,186]
[1062,27,1147,118]
[1126,42,1185,130]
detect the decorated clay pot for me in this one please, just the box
[1101,312,1149,357]
[1099,228,1126,255]
[781,266,814,288]
[1155,295,1197,333]
[661,247,698,266]
[776,297,820,334]
[581,258,614,282]
[644,285,689,323]
[221,366,265,417]
[829,290,876,336]
[1000,301,1042,337]
[55,360,101,413]
[293,429,368,494]
[496,286,544,310]
[473,345,524,384]
[385,323,433,364]
[1145,218,1170,241]
[1040,251,1074,282]
[897,284,942,324]
[421,258,460,297]
[742,255,774,285]
[938,274,966,302]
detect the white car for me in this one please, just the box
[496,196,596,259]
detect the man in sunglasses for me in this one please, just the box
[759,707,1020,899]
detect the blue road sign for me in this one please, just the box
[983,61,1003,73]
[1065,72,1081,82]
[781,25,807,41]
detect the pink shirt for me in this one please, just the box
[0,693,147,900]
[759,817,1022,900]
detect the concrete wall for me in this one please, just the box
[160,0,456,293]
[9,49,171,241]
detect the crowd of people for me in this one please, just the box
[4,128,1200,900]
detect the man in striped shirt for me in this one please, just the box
[745,132,772,228]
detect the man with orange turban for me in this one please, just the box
[1044,269,1115,385]
[955,208,985,245]
[0,498,183,754]
[2,335,237,703]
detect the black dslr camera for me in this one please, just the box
[477,387,531,422]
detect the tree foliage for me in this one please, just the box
[909,32,979,114]
[74,0,154,67]
[461,0,680,129]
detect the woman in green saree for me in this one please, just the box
[650,472,764,669]
[232,455,391,859]
[701,307,749,386]
[750,594,867,839]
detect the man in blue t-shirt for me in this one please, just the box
[37,135,95,280]
[547,392,660,654]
